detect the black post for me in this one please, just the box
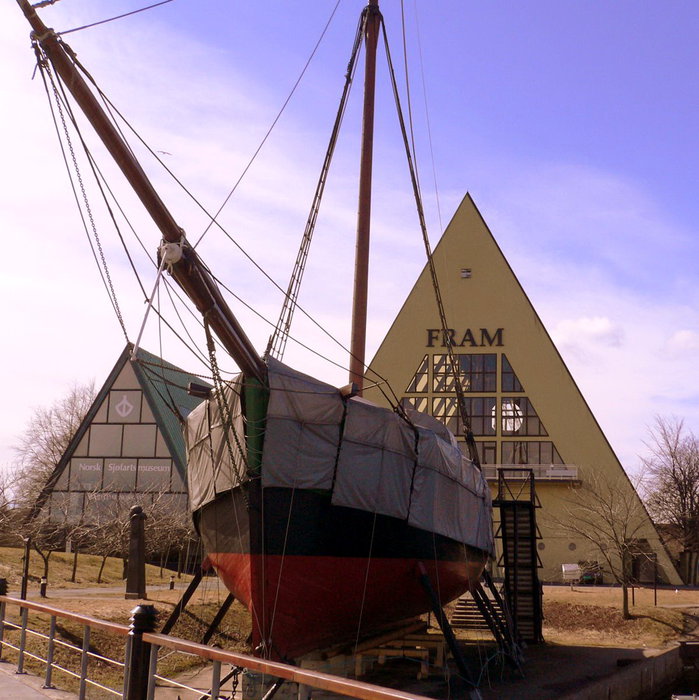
[125,506,147,600]
[201,593,235,645]
[654,558,658,607]
[125,604,157,700]
[417,563,479,694]
[40,577,47,598]
[20,537,31,600]
[0,578,7,661]
[160,568,203,635]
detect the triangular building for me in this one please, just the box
[366,194,681,585]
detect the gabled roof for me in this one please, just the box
[35,344,210,514]
[130,345,209,477]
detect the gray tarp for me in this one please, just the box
[261,359,344,490]
[185,374,246,511]
[186,359,493,554]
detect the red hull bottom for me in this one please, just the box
[207,552,484,660]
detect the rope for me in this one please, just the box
[204,321,249,498]
[400,1,421,194]
[379,18,481,469]
[353,511,378,655]
[412,1,444,233]
[267,6,366,361]
[132,250,170,360]
[65,44,401,399]
[59,0,175,36]
[193,0,343,249]
[267,484,297,656]
[35,42,129,343]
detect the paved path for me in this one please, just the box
[0,661,78,699]
[25,583,185,599]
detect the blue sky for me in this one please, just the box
[1,0,698,473]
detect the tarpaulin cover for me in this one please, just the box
[185,374,246,512]
[185,359,493,554]
[261,359,344,489]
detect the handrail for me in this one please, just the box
[481,464,579,481]
[0,592,435,700]
[0,595,130,636]
[144,631,431,700]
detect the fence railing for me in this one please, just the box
[481,464,578,481]
[0,581,431,700]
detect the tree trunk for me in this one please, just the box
[97,555,108,584]
[622,582,631,619]
[71,545,79,583]
[33,544,52,582]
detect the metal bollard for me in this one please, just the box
[43,616,56,689]
[169,575,175,590]
[40,576,47,598]
[125,604,158,700]
[79,625,90,700]
[0,578,7,661]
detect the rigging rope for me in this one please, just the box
[204,320,250,496]
[412,1,444,233]
[38,36,216,379]
[37,14,406,414]
[267,6,367,361]
[35,41,129,344]
[59,0,175,36]
[379,18,482,469]
[193,0,343,249]
[66,47,400,397]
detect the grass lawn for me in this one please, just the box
[542,583,698,648]
[0,545,192,592]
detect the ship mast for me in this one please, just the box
[15,0,265,381]
[349,0,381,395]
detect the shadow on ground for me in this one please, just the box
[357,642,654,700]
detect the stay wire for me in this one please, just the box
[46,40,229,370]
[52,67,144,324]
[412,0,444,233]
[193,0,343,249]
[206,265,403,410]
[34,45,120,324]
[36,44,129,343]
[379,18,481,469]
[59,0,175,36]
[51,59,210,377]
[60,18,402,403]
[67,49,397,393]
[399,0,420,193]
[268,5,366,360]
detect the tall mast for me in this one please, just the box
[16,0,264,381]
[349,0,380,394]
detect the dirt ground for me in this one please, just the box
[5,582,699,699]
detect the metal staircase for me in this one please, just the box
[493,468,544,644]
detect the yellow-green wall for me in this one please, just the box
[365,194,681,585]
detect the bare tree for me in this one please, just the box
[642,416,699,551]
[85,491,195,583]
[549,471,651,619]
[13,382,96,510]
[10,382,96,582]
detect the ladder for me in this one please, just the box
[493,468,544,644]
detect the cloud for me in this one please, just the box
[552,316,624,360]
[665,329,699,355]
[2,2,698,482]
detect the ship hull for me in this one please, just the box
[197,485,488,660]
